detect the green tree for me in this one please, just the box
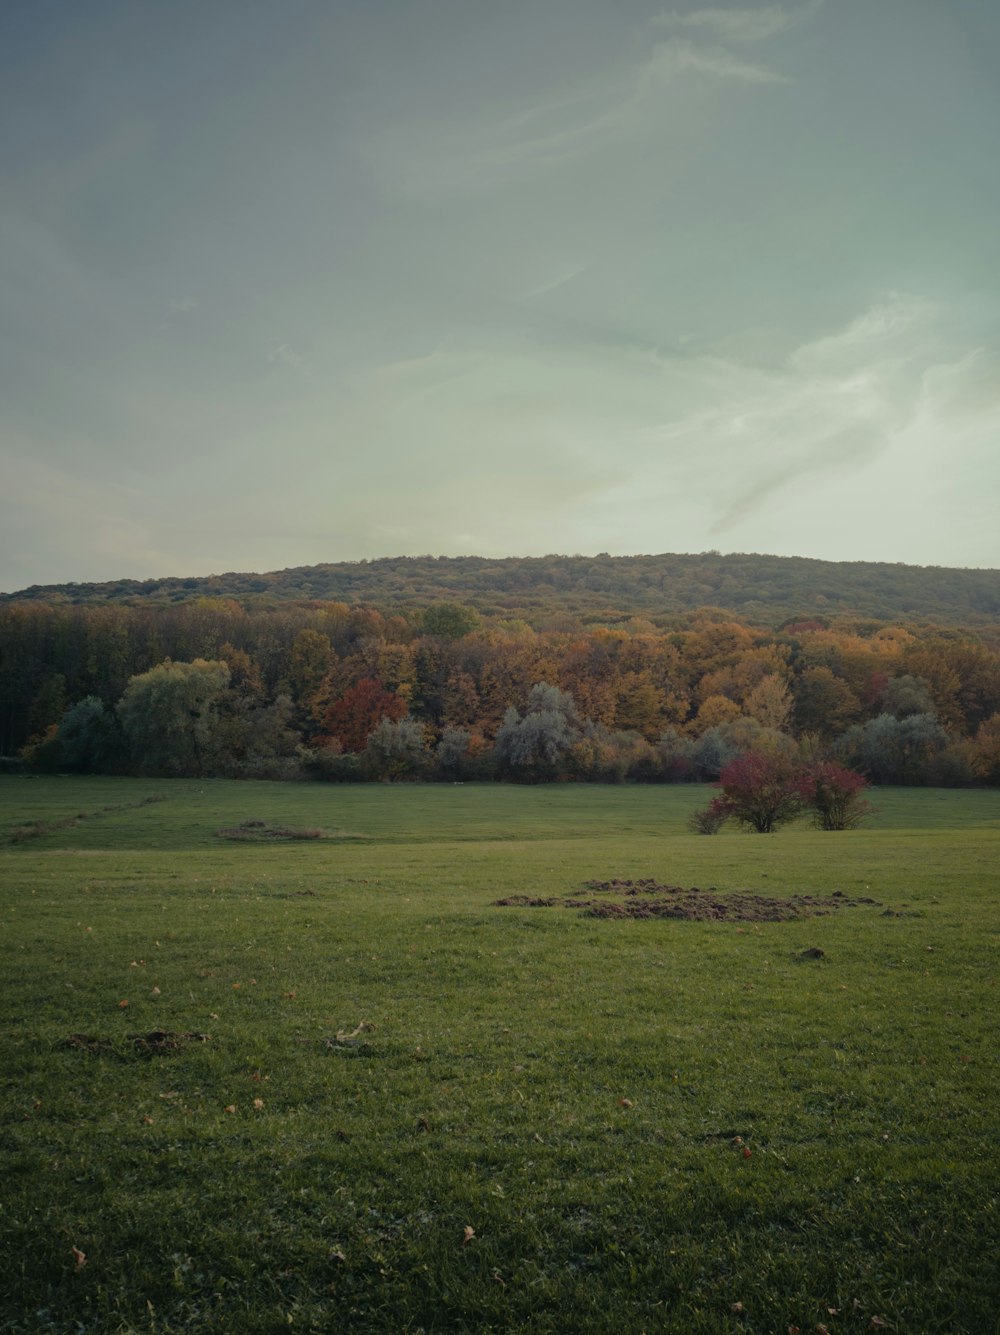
[793,666,861,740]
[362,716,426,781]
[116,659,230,776]
[54,696,123,772]
[879,674,935,719]
[837,712,949,784]
[422,603,480,639]
[493,683,585,782]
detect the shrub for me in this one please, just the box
[714,751,804,834]
[688,797,730,834]
[795,760,873,830]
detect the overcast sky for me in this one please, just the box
[2,0,998,590]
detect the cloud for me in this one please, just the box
[641,295,995,538]
[653,5,814,43]
[266,343,310,373]
[365,31,783,192]
[328,291,998,563]
[519,263,593,301]
[5,291,996,586]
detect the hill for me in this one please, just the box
[4,552,999,628]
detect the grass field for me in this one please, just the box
[1,776,998,1333]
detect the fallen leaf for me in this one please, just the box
[224,1104,237,1114]
[869,1320,888,1330]
[828,1310,841,1317]
[730,1300,744,1312]
[330,1247,346,1263]
[788,1326,800,1335]
[209,1012,220,1020]
[151,986,161,996]
[742,1145,752,1159]
[71,1246,86,1270]
[817,1325,830,1334]
[118,999,129,1009]
[462,1225,475,1245]
[618,1097,634,1109]
[142,1116,154,1125]
[253,1098,264,1110]
[285,991,297,999]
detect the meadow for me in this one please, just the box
[1,776,998,1333]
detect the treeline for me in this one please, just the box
[3,596,999,785]
[5,551,1000,627]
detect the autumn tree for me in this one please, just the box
[314,677,408,753]
[792,666,861,740]
[743,673,793,731]
[794,760,873,830]
[697,751,804,833]
[970,712,1000,783]
[287,629,333,704]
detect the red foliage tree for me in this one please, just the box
[713,751,804,833]
[794,760,873,830]
[313,677,407,754]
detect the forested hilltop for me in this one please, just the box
[3,553,999,785]
[5,552,1000,628]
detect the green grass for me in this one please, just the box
[1,776,998,1333]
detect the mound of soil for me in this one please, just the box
[61,1030,210,1055]
[495,881,881,923]
[215,822,328,842]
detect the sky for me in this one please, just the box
[1,0,998,591]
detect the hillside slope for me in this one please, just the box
[4,552,999,627]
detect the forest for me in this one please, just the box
[3,555,999,786]
[5,550,1000,627]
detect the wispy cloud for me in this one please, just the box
[331,292,997,560]
[366,29,783,193]
[637,295,984,534]
[519,263,593,302]
[654,4,817,43]
[266,343,310,373]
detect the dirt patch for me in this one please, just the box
[494,880,882,923]
[215,822,329,842]
[61,1030,210,1056]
